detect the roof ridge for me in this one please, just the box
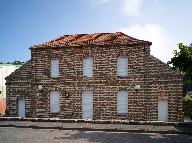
[31,32,152,48]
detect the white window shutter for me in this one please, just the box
[117,56,128,77]
[50,91,60,113]
[51,59,59,78]
[83,57,93,77]
[117,91,128,114]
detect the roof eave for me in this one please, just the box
[30,41,152,50]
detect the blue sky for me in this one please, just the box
[0,0,191,63]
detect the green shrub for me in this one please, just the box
[183,96,192,118]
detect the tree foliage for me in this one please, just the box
[12,60,25,65]
[168,43,192,77]
[0,60,25,65]
[183,97,192,118]
[168,43,192,93]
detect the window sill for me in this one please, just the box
[117,75,128,78]
[50,112,60,114]
[50,77,60,79]
[117,113,128,116]
[83,76,93,78]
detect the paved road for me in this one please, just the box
[0,127,191,143]
[0,120,189,132]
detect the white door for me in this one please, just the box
[50,91,60,113]
[117,91,128,114]
[82,91,93,119]
[158,100,168,121]
[18,99,25,117]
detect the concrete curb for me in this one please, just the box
[1,117,192,135]
[1,117,192,126]
[0,124,192,135]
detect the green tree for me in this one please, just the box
[12,60,25,65]
[168,43,192,93]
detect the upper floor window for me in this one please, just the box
[117,56,128,77]
[83,57,93,77]
[51,59,59,78]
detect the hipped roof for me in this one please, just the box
[31,32,152,49]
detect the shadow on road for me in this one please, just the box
[54,131,191,143]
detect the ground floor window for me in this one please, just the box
[117,91,128,114]
[50,91,60,113]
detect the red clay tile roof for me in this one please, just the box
[31,32,152,48]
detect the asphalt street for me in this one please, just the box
[0,127,191,143]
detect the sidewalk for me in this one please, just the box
[0,117,192,135]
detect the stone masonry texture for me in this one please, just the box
[5,32,183,121]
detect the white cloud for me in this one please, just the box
[92,0,143,17]
[96,0,110,4]
[121,0,143,16]
[121,24,175,63]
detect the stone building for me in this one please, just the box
[6,32,183,121]
[0,64,21,115]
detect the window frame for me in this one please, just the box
[117,56,128,77]
[50,91,60,113]
[117,90,128,115]
[50,58,60,78]
[83,57,93,77]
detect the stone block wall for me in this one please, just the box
[29,44,183,121]
[30,45,148,120]
[6,61,32,117]
[147,56,183,121]
[6,44,183,121]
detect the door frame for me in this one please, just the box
[82,91,93,119]
[50,91,60,113]
[18,98,25,117]
[158,100,168,121]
